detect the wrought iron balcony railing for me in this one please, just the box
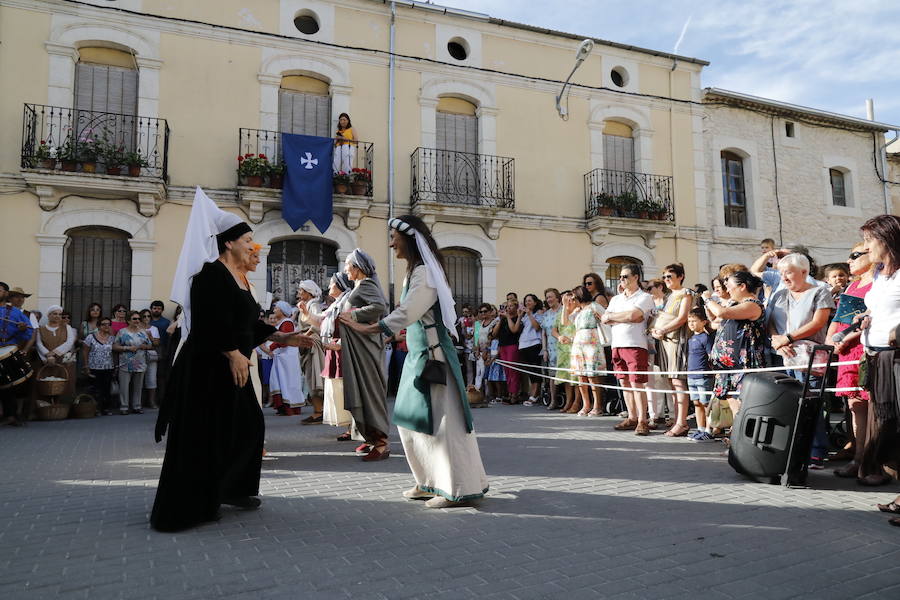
[584,168,674,221]
[21,103,169,180]
[410,147,515,209]
[238,128,374,196]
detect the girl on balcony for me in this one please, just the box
[333,113,357,175]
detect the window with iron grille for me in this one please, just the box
[443,247,481,310]
[830,168,847,207]
[62,227,132,321]
[267,239,339,306]
[605,256,643,292]
[721,151,748,228]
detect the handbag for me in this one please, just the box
[781,306,826,376]
[648,311,679,343]
[708,396,733,429]
[420,344,446,385]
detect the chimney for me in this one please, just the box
[866,99,875,121]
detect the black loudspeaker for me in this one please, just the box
[728,345,833,487]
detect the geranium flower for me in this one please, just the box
[258,154,267,159]
[238,156,244,161]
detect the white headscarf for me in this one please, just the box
[170,187,246,339]
[298,280,322,300]
[275,300,295,319]
[389,217,458,340]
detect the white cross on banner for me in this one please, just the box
[300,152,318,169]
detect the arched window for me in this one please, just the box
[602,120,635,173]
[75,46,139,153]
[605,256,643,291]
[443,247,481,310]
[267,239,339,305]
[436,97,479,205]
[721,151,747,228]
[62,227,132,320]
[829,168,847,207]
[278,75,331,137]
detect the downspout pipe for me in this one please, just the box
[387,1,397,308]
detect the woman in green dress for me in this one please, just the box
[553,290,580,413]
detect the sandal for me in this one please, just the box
[614,418,637,431]
[300,415,323,425]
[587,409,602,417]
[877,501,900,514]
[336,432,352,442]
[665,424,690,437]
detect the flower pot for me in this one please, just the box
[127,165,142,177]
[638,211,649,220]
[351,182,368,196]
[61,160,77,172]
[38,158,56,170]
[269,174,283,189]
[81,161,97,173]
[245,175,264,187]
[333,183,349,195]
[597,207,614,217]
[106,166,122,176]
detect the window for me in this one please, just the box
[721,151,748,228]
[443,248,481,310]
[436,99,479,204]
[447,38,469,61]
[267,239,338,304]
[785,122,795,138]
[293,11,320,35]
[830,168,846,206]
[75,48,139,151]
[610,66,629,88]
[605,256,642,292]
[278,76,331,138]
[62,227,132,322]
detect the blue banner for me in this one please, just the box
[282,133,334,233]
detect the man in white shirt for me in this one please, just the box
[602,265,657,436]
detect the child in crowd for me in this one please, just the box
[686,307,716,442]
[822,263,850,304]
[484,338,507,403]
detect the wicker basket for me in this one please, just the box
[71,394,97,419]
[37,403,70,421]
[36,364,68,397]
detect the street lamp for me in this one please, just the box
[555,39,594,120]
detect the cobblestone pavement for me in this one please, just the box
[2,402,899,600]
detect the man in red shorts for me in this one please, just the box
[602,265,656,435]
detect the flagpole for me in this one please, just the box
[387,0,397,310]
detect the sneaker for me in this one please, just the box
[809,457,826,470]
[522,400,535,406]
[690,431,717,443]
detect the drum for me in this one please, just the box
[0,345,34,389]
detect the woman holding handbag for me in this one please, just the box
[766,253,835,469]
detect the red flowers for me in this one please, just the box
[258,153,267,160]
[238,155,244,162]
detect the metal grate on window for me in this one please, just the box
[443,247,481,310]
[62,227,132,321]
[604,256,642,292]
[267,239,339,305]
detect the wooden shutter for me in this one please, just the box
[278,90,331,136]
[75,63,137,114]
[602,134,634,173]
[436,112,477,153]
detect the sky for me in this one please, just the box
[435,0,900,130]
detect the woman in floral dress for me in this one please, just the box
[704,271,767,416]
[569,285,607,416]
[553,291,580,413]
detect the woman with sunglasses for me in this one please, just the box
[649,264,695,437]
[140,309,162,410]
[582,272,610,308]
[829,243,875,479]
[113,311,152,415]
[110,304,129,334]
[81,317,116,415]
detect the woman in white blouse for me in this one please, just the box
[37,304,77,398]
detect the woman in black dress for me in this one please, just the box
[151,220,310,532]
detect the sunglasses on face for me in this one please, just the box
[619,274,633,280]
[662,274,674,279]
[848,251,869,260]
[100,322,111,326]
[584,281,594,286]
[130,317,141,321]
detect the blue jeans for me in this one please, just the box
[786,368,829,462]
[687,376,713,405]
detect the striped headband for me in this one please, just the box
[389,218,414,235]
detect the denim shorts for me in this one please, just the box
[687,376,713,405]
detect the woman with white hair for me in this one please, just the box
[321,272,355,437]
[338,248,390,461]
[296,280,327,425]
[37,304,77,399]
[268,300,305,416]
[766,252,835,469]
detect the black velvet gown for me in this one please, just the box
[151,260,275,532]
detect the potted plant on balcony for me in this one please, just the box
[237,153,268,187]
[649,199,667,220]
[57,138,78,172]
[636,198,651,220]
[350,168,371,195]
[333,171,351,194]
[594,192,616,217]
[77,131,102,173]
[268,161,285,189]
[124,150,149,176]
[34,140,57,170]
[617,191,639,218]
[103,144,125,176]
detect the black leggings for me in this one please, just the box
[90,369,115,412]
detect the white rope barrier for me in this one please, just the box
[493,360,864,397]
[495,358,860,378]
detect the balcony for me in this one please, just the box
[236,128,376,228]
[409,147,515,239]
[20,104,169,215]
[584,168,676,248]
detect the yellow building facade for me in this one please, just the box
[1,0,710,318]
